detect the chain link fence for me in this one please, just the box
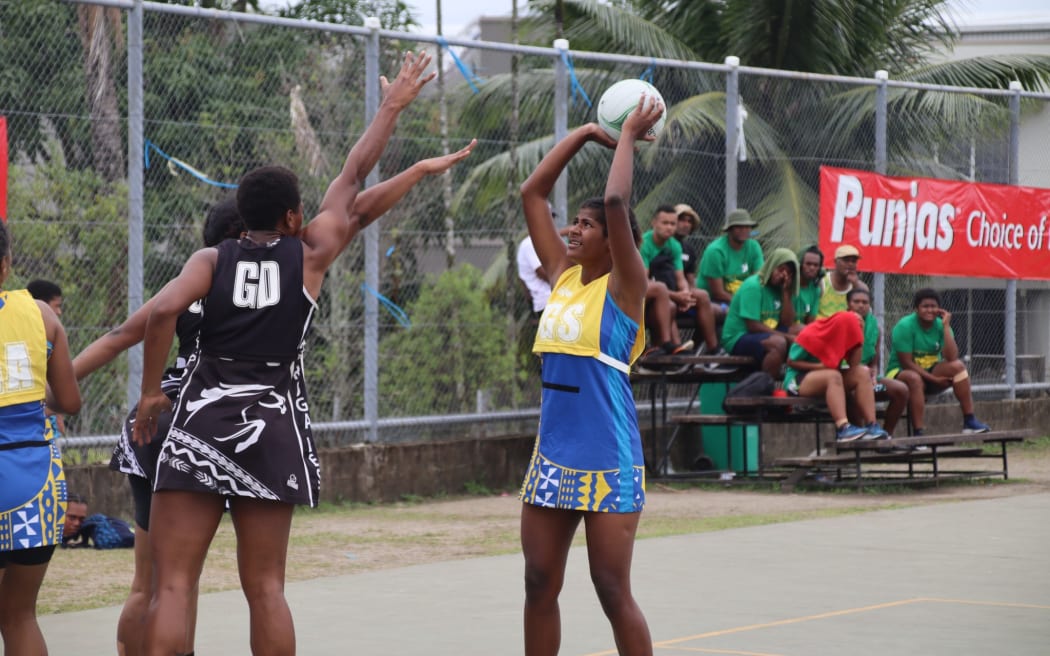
[2,1,1048,453]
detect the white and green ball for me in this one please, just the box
[596,79,666,141]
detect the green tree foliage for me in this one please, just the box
[378,265,517,415]
[6,149,130,435]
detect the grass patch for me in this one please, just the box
[1017,434,1050,452]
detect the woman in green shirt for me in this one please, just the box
[886,288,990,436]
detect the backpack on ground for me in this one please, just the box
[722,371,776,413]
[80,513,135,549]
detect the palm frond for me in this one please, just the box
[904,55,1050,93]
[749,161,819,251]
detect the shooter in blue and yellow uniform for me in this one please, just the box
[518,97,662,654]
[0,219,81,654]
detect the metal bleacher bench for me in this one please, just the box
[775,429,1035,491]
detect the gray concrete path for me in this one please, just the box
[38,493,1050,655]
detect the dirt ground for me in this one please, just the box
[41,441,1050,615]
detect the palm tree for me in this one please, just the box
[453,0,1050,251]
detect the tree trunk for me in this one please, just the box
[76,6,125,185]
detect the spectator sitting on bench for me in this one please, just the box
[672,203,701,288]
[885,288,990,436]
[784,311,889,441]
[640,205,723,358]
[846,288,909,436]
[817,244,868,318]
[795,246,823,325]
[697,208,764,321]
[721,248,800,379]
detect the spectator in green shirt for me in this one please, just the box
[721,248,799,378]
[846,288,909,436]
[795,246,823,325]
[886,288,990,436]
[697,208,764,319]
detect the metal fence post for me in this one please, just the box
[873,70,888,370]
[553,39,569,226]
[363,17,381,441]
[126,0,144,409]
[724,56,740,215]
[1006,80,1022,399]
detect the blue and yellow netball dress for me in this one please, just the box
[520,266,645,513]
[0,289,67,552]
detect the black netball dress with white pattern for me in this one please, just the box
[155,236,319,506]
[110,301,203,481]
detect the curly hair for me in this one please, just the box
[236,166,301,231]
[202,197,246,247]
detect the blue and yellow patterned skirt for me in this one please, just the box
[519,440,645,513]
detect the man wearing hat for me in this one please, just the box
[697,208,764,318]
[673,203,701,288]
[817,244,869,318]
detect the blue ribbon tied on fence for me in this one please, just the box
[144,140,238,189]
[361,282,411,328]
[639,60,656,83]
[437,37,484,94]
[560,50,592,108]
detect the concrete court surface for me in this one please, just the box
[37,493,1050,655]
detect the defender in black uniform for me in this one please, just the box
[132,51,474,654]
[73,198,244,656]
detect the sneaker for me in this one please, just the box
[962,417,991,434]
[907,428,930,452]
[670,339,694,355]
[836,423,869,442]
[862,423,890,440]
[641,345,662,361]
[702,345,737,373]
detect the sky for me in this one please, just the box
[402,0,1050,36]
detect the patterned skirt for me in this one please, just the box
[110,369,182,481]
[155,353,320,507]
[519,439,645,513]
[0,406,66,552]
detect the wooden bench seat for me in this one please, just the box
[771,429,1035,491]
[828,430,1029,452]
[669,414,735,425]
[774,446,984,468]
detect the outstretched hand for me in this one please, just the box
[620,94,664,143]
[380,50,437,110]
[132,391,172,447]
[416,139,478,175]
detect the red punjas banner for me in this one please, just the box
[818,166,1050,280]
[0,116,7,222]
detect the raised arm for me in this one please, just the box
[302,51,436,278]
[939,309,959,361]
[521,124,617,286]
[605,97,663,320]
[345,140,476,236]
